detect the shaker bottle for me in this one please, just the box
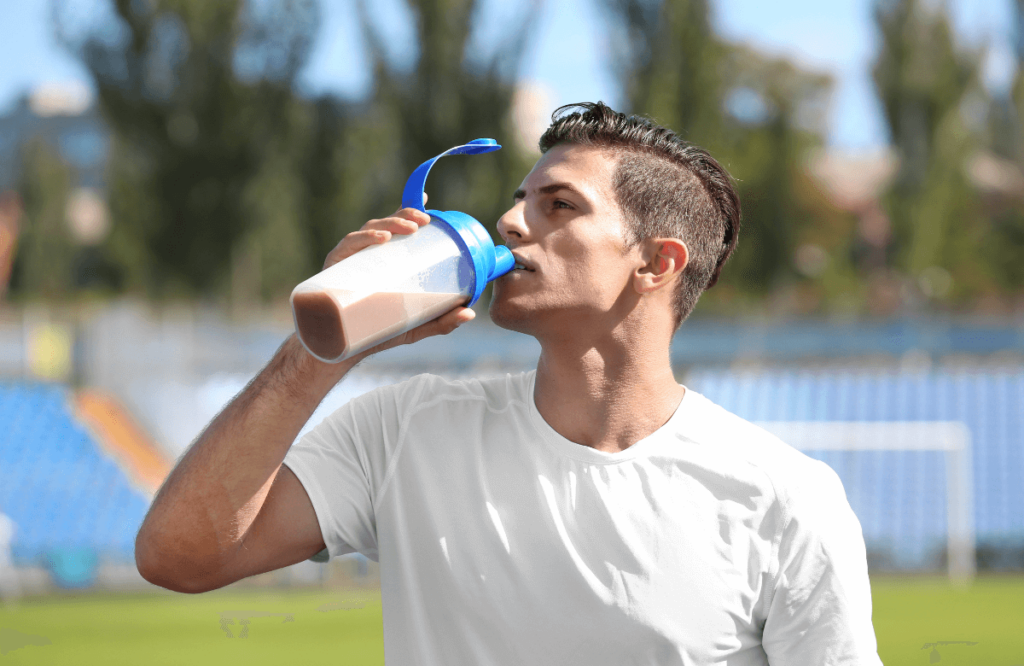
[290,139,515,363]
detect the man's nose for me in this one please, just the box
[497,202,527,242]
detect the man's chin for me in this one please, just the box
[488,298,536,334]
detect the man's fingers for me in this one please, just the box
[408,306,475,342]
[387,207,431,226]
[323,229,390,268]
[423,305,475,338]
[358,306,475,356]
[363,216,421,235]
[320,201,432,274]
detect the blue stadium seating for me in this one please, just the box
[0,382,150,577]
[2,370,1021,577]
[686,368,1024,570]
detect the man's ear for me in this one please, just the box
[633,238,688,295]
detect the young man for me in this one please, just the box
[136,103,882,665]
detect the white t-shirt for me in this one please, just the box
[283,371,882,666]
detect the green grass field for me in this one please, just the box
[1,576,1022,664]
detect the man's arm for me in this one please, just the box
[761,461,882,664]
[135,333,351,593]
[135,207,474,593]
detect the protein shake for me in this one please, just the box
[292,290,465,360]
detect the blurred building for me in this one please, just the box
[0,82,108,192]
[510,82,553,155]
[0,82,113,297]
[966,151,1024,206]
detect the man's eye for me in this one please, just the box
[553,200,572,210]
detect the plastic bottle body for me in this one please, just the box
[291,220,475,363]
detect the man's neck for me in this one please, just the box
[532,330,685,454]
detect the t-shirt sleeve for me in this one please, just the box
[282,377,428,562]
[762,460,883,665]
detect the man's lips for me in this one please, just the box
[509,250,536,272]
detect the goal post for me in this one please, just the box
[754,421,975,584]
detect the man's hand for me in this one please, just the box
[319,203,476,362]
[321,206,430,270]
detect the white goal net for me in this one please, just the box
[755,421,975,583]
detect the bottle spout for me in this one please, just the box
[490,245,515,281]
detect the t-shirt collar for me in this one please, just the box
[524,369,691,464]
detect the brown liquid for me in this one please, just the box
[293,290,465,361]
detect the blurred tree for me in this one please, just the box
[606,0,723,145]
[56,0,323,301]
[872,0,988,307]
[9,141,77,299]
[715,47,834,305]
[980,0,1024,295]
[55,0,540,304]
[989,0,1024,163]
[604,0,837,313]
[358,0,540,246]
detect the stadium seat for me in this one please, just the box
[0,382,150,568]
[686,367,1024,571]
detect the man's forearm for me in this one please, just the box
[135,334,353,583]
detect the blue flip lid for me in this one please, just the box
[401,139,515,305]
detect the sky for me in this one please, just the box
[0,0,1015,151]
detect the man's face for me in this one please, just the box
[489,144,641,336]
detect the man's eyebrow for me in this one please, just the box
[512,183,587,202]
[540,183,585,198]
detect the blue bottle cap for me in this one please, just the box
[401,139,515,305]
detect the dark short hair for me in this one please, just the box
[538,102,740,329]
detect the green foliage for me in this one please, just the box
[56,0,325,301]
[9,141,76,299]
[606,0,1024,316]
[30,0,1023,312]
[608,0,724,143]
[51,0,536,304]
[359,0,540,243]
[872,0,995,309]
[605,0,840,314]
[978,0,1024,296]
[873,0,976,191]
